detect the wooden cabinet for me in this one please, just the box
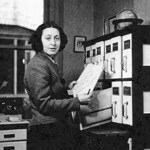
[82,124,130,150]
[82,25,150,150]
[0,119,29,150]
[84,25,150,127]
[0,141,26,150]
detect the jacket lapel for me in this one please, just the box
[38,52,59,78]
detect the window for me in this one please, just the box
[0,47,35,97]
[0,25,35,97]
[0,0,42,97]
[0,0,43,30]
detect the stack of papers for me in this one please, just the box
[68,63,104,96]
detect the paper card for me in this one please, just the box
[70,63,104,96]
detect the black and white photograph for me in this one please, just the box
[74,36,86,52]
[0,0,150,150]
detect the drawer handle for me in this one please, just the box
[4,134,15,138]
[4,146,15,150]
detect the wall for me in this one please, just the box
[93,0,133,37]
[44,0,64,75]
[63,0,94,84]
[45,0,150,84]
[133,0,150,25]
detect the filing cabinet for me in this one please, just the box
[0,119,29,150]
[112,81,133,126]
[0,141,26,150]
[95,41,104,66]
[85,45,92,64]
[111,26,150,127]
[83,25,150,128]
[112,81,123,124]
[104,36,122,79]
[91,44,96,64]
[122,34,132,78]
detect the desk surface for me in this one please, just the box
[0,114,29,130]
[83,123,130,137]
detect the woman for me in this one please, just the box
[24,21,92,150]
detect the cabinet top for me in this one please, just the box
[84,25,150,47]
[0,114,29,125]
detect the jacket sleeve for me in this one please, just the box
[24,59,80,116]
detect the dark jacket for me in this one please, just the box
[24,52,80,125]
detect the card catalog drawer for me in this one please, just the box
[0,141,26,150]
[0,129,27,141]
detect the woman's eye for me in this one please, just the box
[55,37,60,40]
[46,37,51,40]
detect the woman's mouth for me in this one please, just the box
[50,48,56,50]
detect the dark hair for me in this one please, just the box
[29,21,68,52]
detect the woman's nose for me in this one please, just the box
[50,38,56,45]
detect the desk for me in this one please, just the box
[0,117,29,150]
[81,123,133,150]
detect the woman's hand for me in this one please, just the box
[68,81,77,89]
[77,92,93,105]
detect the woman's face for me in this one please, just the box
[41,27,61,56]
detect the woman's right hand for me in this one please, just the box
[77,92,93,105]
[68,81,77,89]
